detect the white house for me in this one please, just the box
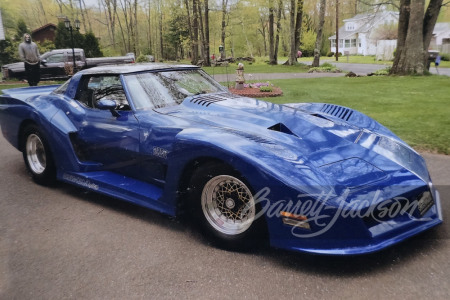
[431,23,450,54]
[328,10,399,57]
[0,9,6,41]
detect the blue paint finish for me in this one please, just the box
[0,64,442,255]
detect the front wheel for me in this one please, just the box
[189,163,265,249]
[22,124,56,185]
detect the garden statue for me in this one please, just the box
[235,63,245,90]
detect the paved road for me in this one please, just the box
[0,132,449,298]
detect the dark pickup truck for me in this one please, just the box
[2,48,135,81]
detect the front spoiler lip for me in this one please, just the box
[271,191,443,256]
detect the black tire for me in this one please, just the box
[188,162,266,249]
[22,124,56,185]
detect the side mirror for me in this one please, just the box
[97,99,120,117]
[41,59,47,66]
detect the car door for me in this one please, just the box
[70,74,141,177]
[41,52,66,78]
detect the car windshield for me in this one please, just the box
[123,69,226,110]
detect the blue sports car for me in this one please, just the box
[0,64,442,255]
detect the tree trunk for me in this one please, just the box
[221,0,228,59]
[394,0,425,74]
[204,0,210,66]
[274,0,283,63]
[335,0,339,61]
[294,0,304,58]
[268,0,276,64]
[184,0,194,61]
[423,0,443,52]
[312,0,326,67]
[288,0,296,65]
[197,0,206,62]
[391,0,443,75]
[192,0,199,64]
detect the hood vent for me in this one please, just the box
[320,104,353,121]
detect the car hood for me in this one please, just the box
[156,93,430,184]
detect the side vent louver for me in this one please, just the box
[189,94,229,107]
[320,104,354,121]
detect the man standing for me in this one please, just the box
[18,33,40,86]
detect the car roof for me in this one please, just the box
[79,63,200,75]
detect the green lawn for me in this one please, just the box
[1,76,449,154]
[203,63,310,75]
[267,76,450,154]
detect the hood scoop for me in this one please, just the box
[320,104,354,121]
[268,123,298,137]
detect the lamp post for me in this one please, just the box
[64,18,80,74]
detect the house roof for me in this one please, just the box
[433,23,450,36]
[329,10,399,40]
[328,28,357,40]
[32,23,57,34]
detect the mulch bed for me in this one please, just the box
[228,87,283,97]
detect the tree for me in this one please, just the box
[165,9,189,59]
[287,0,304,65]
[54,22,85,50]
[15,19,28,41]
[84,32,103,58]
[390,0,443,75]
[312,0,326,67]
[0,38,18,65]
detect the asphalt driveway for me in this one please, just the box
[0,131,449,299]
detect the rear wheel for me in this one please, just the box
[189,163,265,249]
[22,124,56,185]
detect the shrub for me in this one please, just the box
[373,67,391,76]
[259,86,273,92]
[136,54,150,63]
[440,54,450,62]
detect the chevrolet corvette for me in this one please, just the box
[0,64,442,255]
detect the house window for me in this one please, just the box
[345,39,351,48]
[331,40,336,48]
[351,39,357,47]
[358,39,362,47]
[346,22,355,31]
[339,39,343,48]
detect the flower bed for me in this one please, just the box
[229,82,283,97]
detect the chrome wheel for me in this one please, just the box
[26,133,47,175]
[201,175,255,235]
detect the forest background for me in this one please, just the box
[1,0,450,71]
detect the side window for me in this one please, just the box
[46,53,65,63]
[68,54,83,62]
[75,75,130,110]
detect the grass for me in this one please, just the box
[1,76,449,154]
[266,76,450,154]
[203,63,310,75]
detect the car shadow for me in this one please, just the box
[255,227,445,277]
[51,178,447,277]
